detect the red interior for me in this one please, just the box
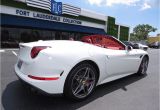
[81,35,125,50]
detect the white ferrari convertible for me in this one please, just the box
[15,35,149,100]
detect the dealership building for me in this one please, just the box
[1,0,130,48]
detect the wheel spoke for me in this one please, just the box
[73,84,82,95]
[89,79,95,85]
[87,78,95,85]
[82,67,90,79]
[74,75,81,83]
[83,86,88,95]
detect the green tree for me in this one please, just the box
[131,24,157,41]
[130,33,138,41]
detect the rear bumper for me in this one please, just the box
[18,76,63,96]
[14,64,65,94]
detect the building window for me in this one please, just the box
[1,27,91,48]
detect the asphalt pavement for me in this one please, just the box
[0,49,159,110]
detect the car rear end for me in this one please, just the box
[15,42,68,94]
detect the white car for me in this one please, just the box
[134,43,148,51]
[15,35,149,101]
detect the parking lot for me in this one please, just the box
[0,49,159,110]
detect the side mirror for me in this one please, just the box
[126,46,133,51]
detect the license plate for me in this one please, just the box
[17,60,23,69]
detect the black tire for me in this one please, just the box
[64,63,98,101]
[137,56,149,76]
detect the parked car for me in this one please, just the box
[133,43,148,51]
[15,35,149,101]
[148,41,160,49]
[123,41,139,49]
[1,40,19,48]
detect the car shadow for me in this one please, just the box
[1,74,147,110]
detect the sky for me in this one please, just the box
[58,0,159,36]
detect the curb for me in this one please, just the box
[0,48,19,51]
[0,50,5,52]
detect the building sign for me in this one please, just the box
[25,0,80,16]
[51,0,62,15]
[1,5,107,30]
[0,5,82,25]
[15,9,81,25]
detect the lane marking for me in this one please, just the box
[12,51,18,56]
[3,48,19,51]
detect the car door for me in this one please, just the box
[102,36,141,77]
[105,49,141,77]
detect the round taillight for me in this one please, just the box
[31,46,48,58]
